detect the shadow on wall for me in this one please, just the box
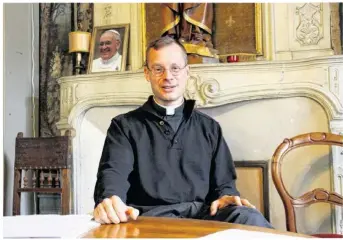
[340,3,343,53]
[3,153,9,216]
[26,97,39,138]
[296,207,333,234]
[291,153,332,234]
[316,215,334,235]
[291,153,330,196]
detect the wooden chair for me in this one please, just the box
[13,131,72,215]
[271,132,343,237]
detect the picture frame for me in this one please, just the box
[88,24,129,73]
[142,3,263,62]
[235,160,270,221]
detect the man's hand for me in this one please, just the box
[93,195,140,224]
[210,195,256,216]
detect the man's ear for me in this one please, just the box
[144,67,150,82]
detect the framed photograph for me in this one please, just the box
[88,24,129,73]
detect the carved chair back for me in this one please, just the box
[13,131,72,215]
[271,132,343,233]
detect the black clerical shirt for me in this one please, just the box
[94,96,239,211]
[151,98,184,132]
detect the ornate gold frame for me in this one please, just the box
[217,3,263,58]
[255,3,263,56]
[87,23,130,73]
[142,3,263,62]
[142,3,147,64]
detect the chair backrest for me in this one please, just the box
[13,131,72,215]
[271,132,343,233]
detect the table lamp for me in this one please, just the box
[69,31,91,74]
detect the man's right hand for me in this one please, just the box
[93,195,140,224]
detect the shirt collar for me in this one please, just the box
[152,97,184,116]
[141,96,195,120]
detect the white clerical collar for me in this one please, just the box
[153,97,184,115]
[100,52,120,65]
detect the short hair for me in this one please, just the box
[145,36,188,67]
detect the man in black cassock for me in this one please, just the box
[93,36,273,229]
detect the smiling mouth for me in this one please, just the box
[162,86,176,89]
[100,49,111,53]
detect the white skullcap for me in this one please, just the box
[106,29,120,37]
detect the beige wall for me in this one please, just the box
[3,3,40,216]
[273,3,333,60]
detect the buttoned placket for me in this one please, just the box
[157,118,183,149]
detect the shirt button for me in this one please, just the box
[164,130,170,135]
[159,121,164,126]
[174,140,178,144]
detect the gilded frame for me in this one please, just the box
[88,24,130,73]
[255,3,263,56]
[142,4,147,63]
[141,3,263,62]
[216,3,263,60]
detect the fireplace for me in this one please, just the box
[57,56,343,233]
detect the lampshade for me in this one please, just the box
[69,31,91,53]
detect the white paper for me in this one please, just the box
[3,214,100,238]
[200,229,309,239]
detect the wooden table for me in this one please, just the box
[83,216,313,238]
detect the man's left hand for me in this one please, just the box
[210,195,256,216]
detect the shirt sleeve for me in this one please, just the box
[209,123,240,200]
[93,118,134,208]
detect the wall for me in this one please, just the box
[3,3,39,216]
[93,3,334,65]
[273,3,333,60]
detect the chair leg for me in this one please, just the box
[12,170,21,215]
[61,169,71,215]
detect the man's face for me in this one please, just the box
[98,32,120,61]
[144,43,189,106]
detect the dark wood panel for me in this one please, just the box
[18,188,62,193]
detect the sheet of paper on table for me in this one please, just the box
[200,229,309,239]
[3,214,100,238]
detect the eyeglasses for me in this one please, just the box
[146,64,187,77]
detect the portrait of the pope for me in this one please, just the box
[88,24,129,73]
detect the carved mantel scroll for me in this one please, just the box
[184,75,220,107]
[57,55,343,232]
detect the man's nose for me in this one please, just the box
[163,68,174,79]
